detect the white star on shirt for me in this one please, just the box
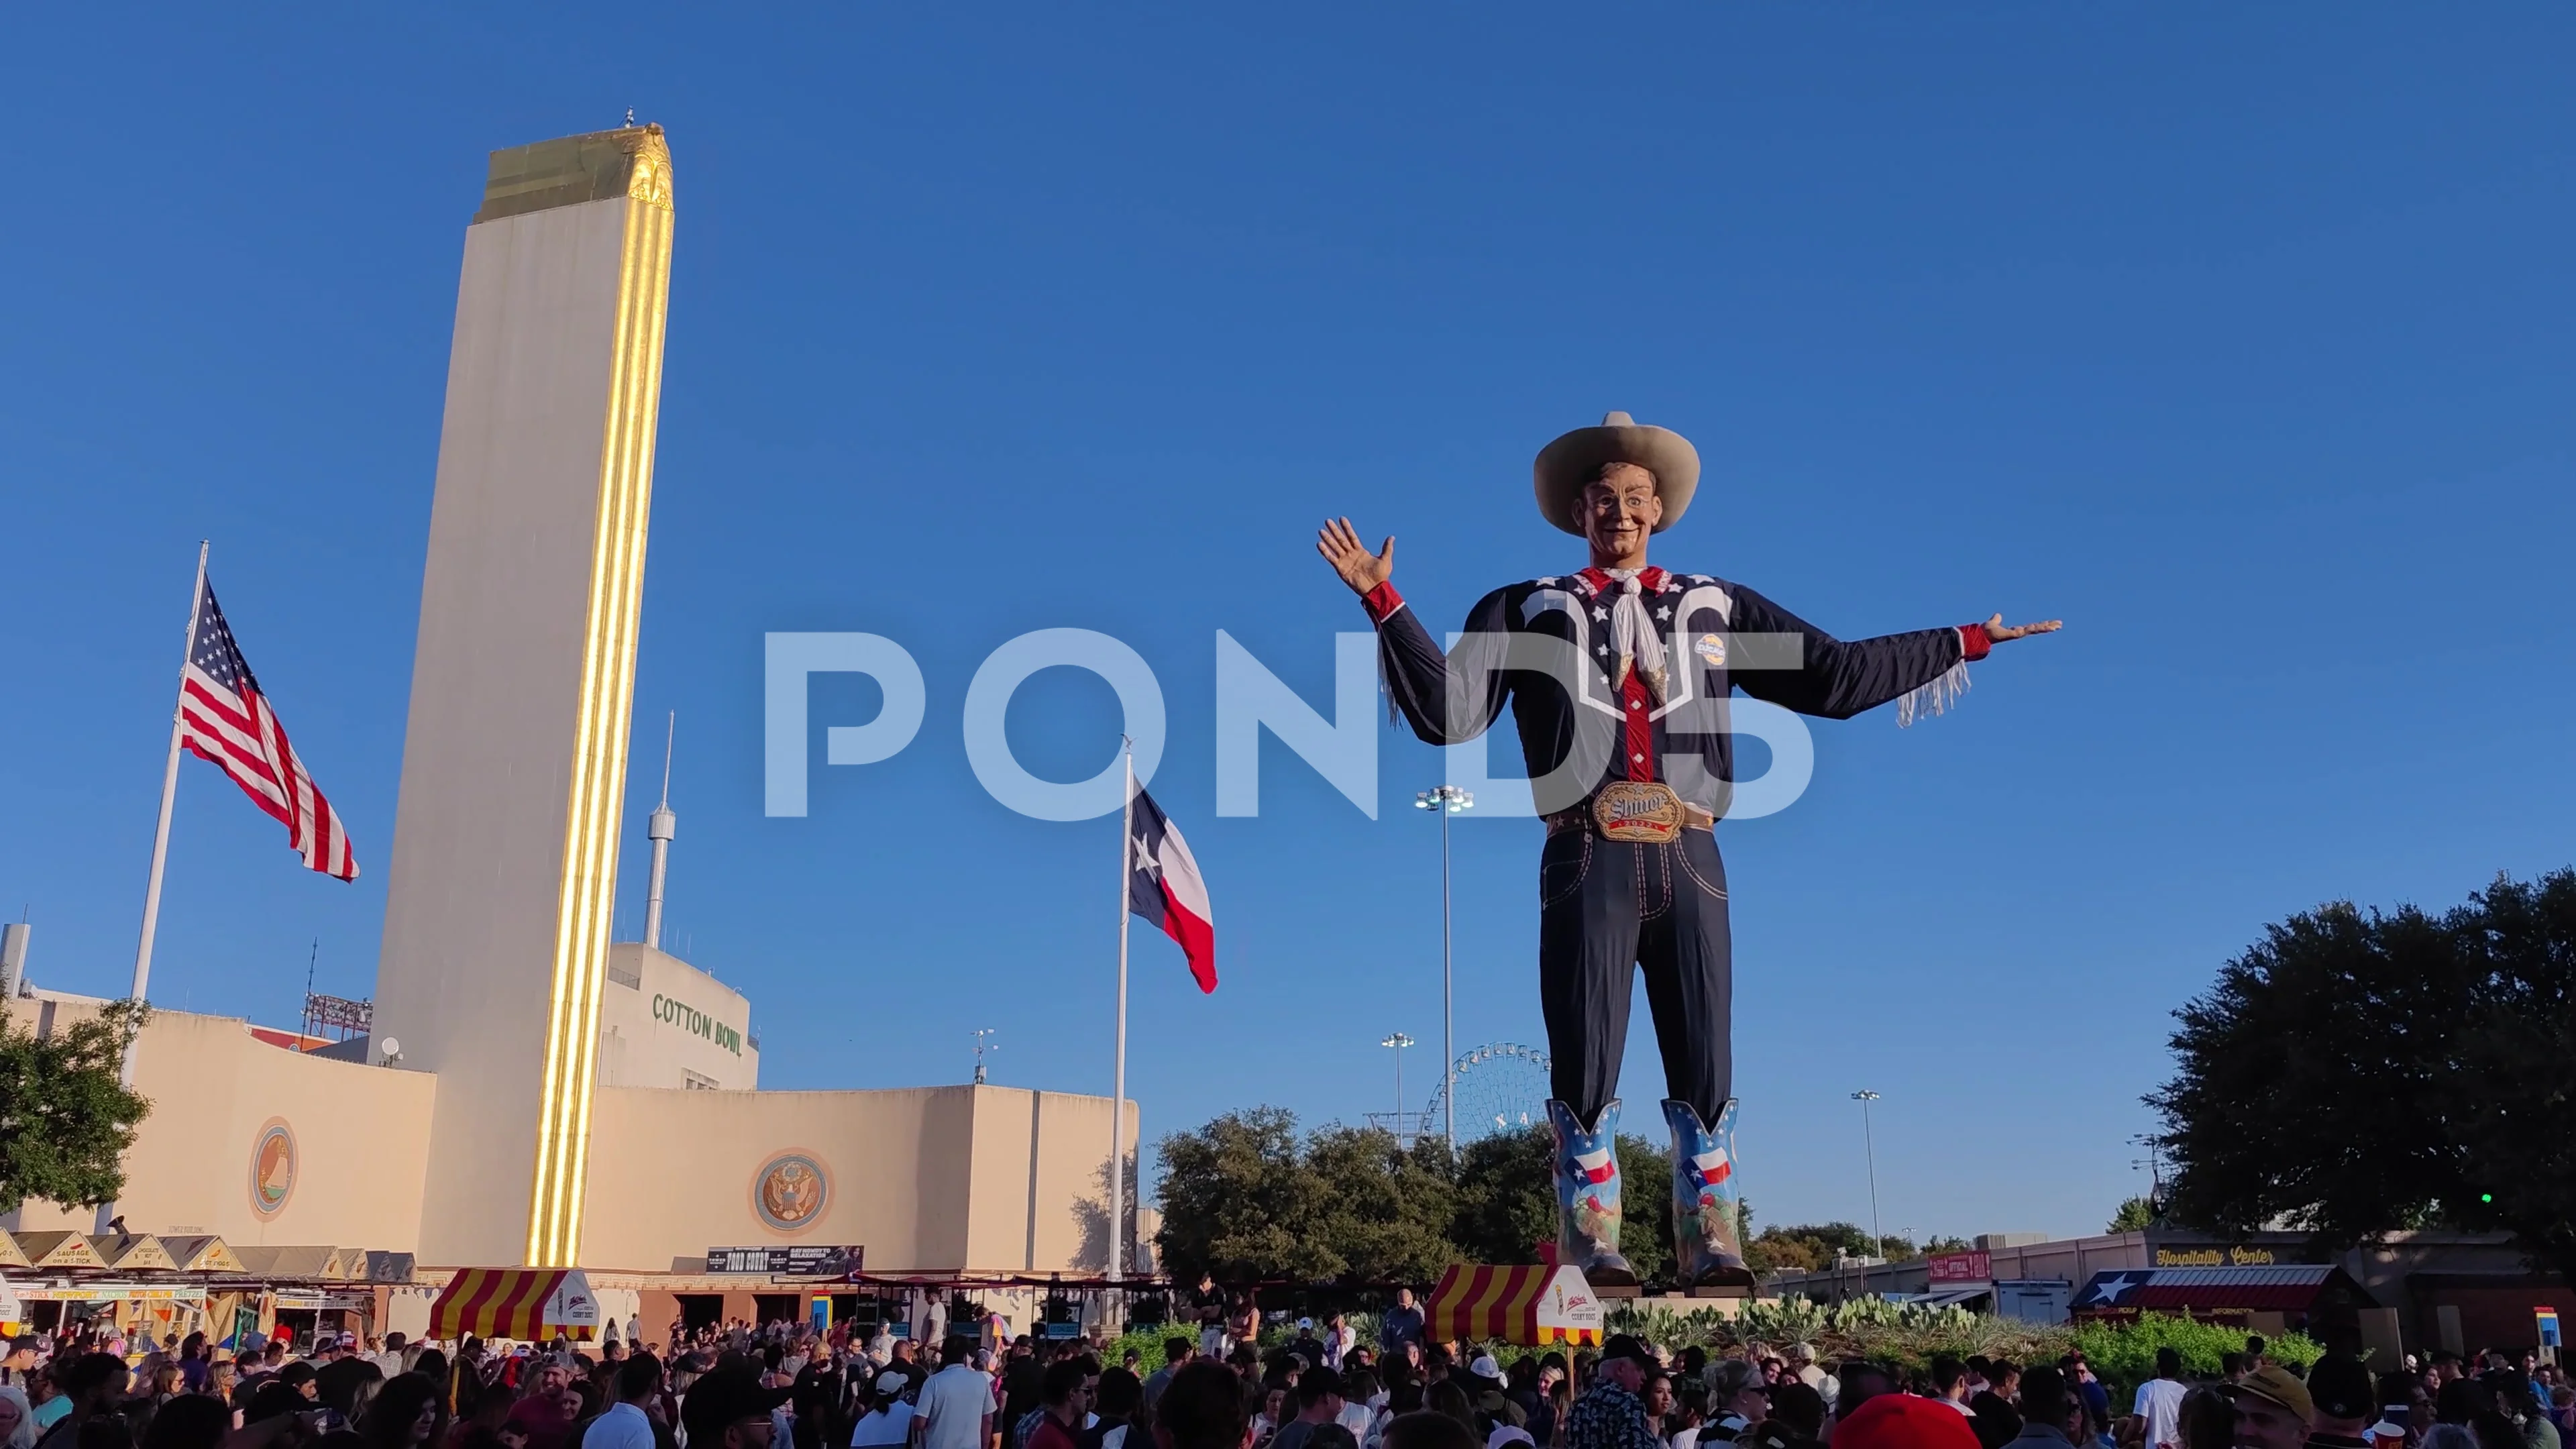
[1536,577,1558,586]
[1655,605,1671,621]
[1592,606,1607,621]
[1596,643,1609,655]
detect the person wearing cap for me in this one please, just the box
[1778,1348,1827,1410]
[851,1368,920,1448]
[2303,1356,2377,1449]
[1319,416,2058,1287]
[2224,1366,2315,1449]
[1461,1360,1523,1436]
[1559,1336,1663,1449]
[1291,1327,1330,1380]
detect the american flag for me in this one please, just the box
[178,576,358,880]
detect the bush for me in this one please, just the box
[2067,1315,2321,1390]
[1584,1300,2321,1392]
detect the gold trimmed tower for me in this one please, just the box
[372,125,674,1267]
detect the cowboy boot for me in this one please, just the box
[1546,1099,1636,1286]
[1665,1098,1756,1291]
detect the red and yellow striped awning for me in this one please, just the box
[429,1269,599,1342]
[1427,1264,1603,1347]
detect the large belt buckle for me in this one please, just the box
[1592,782,1684,844]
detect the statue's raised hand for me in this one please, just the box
[1981,612,2063,643]
[1316,517,1395,596]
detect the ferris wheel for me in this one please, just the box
[1423,1042,1552,1142]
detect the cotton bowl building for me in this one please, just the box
[3,123,1137,1345]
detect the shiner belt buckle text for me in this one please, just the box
[1591,781,1685,844]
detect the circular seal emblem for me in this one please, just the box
[248,1118,297,1218]
[1693,633,1727,667]
[751,1151,829,1234]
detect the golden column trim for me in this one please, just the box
[523,136,676,1267]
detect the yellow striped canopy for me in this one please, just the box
[429,1269,597,1342]
[1426,1264,1601,1347]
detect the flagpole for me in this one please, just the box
[1110,739,1134,1287]
[104,541,205,1232]
[129,541,207,1043]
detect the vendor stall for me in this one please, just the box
[1426,1265,1603,1347]
[430,1268,602,1342]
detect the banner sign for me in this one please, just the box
[13,1285,209,1303]
[1927,1251,1992,1284]
[706,1245,863,1276]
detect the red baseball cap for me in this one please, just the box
[1833,1395,1982,1449]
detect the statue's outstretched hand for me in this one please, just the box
[1317,517,1395,596]
[1982,612,2063,643]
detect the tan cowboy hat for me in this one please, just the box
[1532,411,1701,536]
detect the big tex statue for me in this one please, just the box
[1318,413,2058,1289]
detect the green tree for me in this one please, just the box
[1923,1235,1976,1254]
[1747,1228,1821,1273]
[0,1000,152,1212]
[1777,1222,1882,1258]
[2107,1196,2156,1232]
[2151,870,2576,1285]
[1155,1112,1462,1284]
[1451,1125,1556,1265]
[1155,1108,1325,1283]
[1303,1125,1460,1283]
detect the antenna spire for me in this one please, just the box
[644,712,678,952]
[657,711,675,808]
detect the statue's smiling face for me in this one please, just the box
[1576,462,1663,561]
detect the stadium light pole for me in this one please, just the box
[1415,785,1473,1149]
[1851,1089,1885,1263]
[1381,1032,1415,1146]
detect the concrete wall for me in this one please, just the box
[5,999,435,1250]
[1766,1232,2151,1300]
[371,185,655,1267]
[576,1084,1132,1276]
[597,944,759,1091]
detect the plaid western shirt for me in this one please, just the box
[1561,1381,1662,1449]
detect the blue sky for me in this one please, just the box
[3,6,2571,1244]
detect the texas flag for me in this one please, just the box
[1128,787,1216,992]
[1688,1147,1733,1190]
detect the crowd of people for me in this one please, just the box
[0,1306,2569,1449]
[2108,1341,2576,1449]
